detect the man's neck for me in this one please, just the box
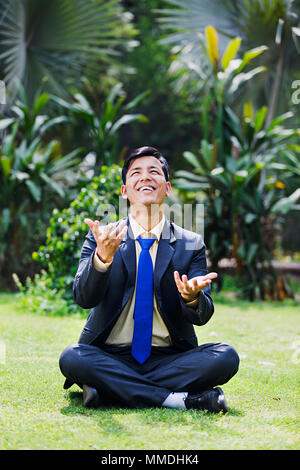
[129,203,164,231]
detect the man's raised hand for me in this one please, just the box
[174,271,218,302]
[84,218,128,263]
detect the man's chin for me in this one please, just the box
[135,195,159,205]
[130,200,164,212]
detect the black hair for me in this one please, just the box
[121,146,169,184]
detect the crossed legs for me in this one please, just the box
[59,342,239,409]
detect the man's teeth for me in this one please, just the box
[139,186,154,191]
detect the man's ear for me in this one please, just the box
[166,181,172,197]
[121,185,128,199]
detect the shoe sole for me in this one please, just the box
[215,387,228,413]
[82,385,101,408]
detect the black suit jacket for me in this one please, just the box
[73,217,214,352]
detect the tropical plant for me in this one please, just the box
[117,0,204,170]
[0,79,70,146]
[175,107,300,300]
[173,27,300,300]
[157,0,300,119]
[0,0,136,104]
[14,165,123,315]
[0,85,82,285]
[52,82,149,174]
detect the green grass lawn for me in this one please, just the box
[0,292,299,450]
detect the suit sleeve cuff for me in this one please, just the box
[184,296,199,309]
[184,289,208,309]
[93,252,113,272]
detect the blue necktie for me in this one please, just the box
[131,235,156,364]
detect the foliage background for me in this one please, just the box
[0,0,299,303]
[0,2,299,453]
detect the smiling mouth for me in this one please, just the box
[137,186,156,192]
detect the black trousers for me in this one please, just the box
[59,341,239,408]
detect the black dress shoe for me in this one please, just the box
[184,387,228,413]
[82,384,102,408]
[63,378,74,389]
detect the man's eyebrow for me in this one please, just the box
[129,165,162,172]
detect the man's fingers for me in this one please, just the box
[84,218,128,248]
[174,271,179,285]
[203,272,218,280]
[84,218,101,233]
[199,279,211,287]
[175,272,216,292]
[174,271,218,302]
[113,223,128,242]
[110,219,127,238]
[182,275,195,293]
[118,225,128,240]
[174,271,184,290]
[195,273,217,287]
[174,272,196,294]
[84,218,94,230]
[103,222,114,237]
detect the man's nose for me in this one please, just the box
[139,172,152,181]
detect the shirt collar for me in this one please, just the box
[129,213,165,241]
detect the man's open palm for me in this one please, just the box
[174,271,218,302]
[85,218,128,263]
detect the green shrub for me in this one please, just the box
[0,84,82,287]
[14,164,123,315]
[12,270,80,316]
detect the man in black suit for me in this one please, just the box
[59,146,239,412]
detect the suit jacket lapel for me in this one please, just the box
[118,216,176,297]
[118,217,136,291]
[154,219,176,293]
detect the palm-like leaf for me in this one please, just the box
[0,0,134,104]
[51,82,148,170]
[157,0,241,49]
[158,0,299,54]
[157,0,300,116]
[173,105,300,299]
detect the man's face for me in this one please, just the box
[121,156,171,207]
